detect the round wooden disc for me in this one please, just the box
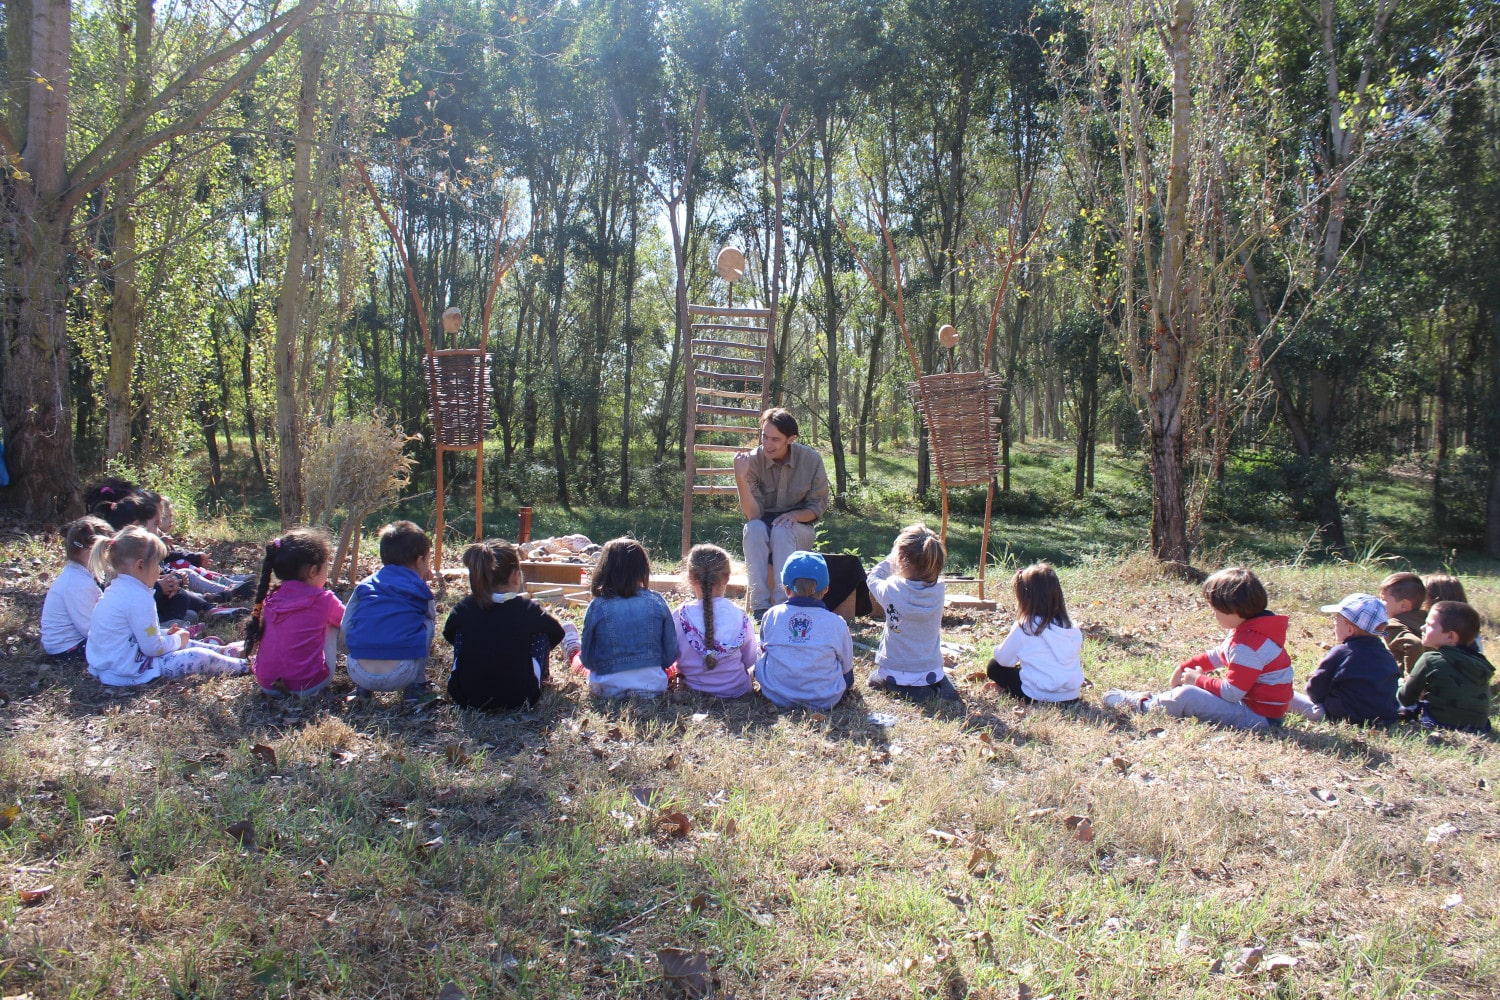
[938,324,959,348]
[442,307,463,334]
[717,246,746,283]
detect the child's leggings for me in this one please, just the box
[152,640,248,679]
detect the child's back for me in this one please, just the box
[1305,634,1400,725]
[343,563,434,659]
[674,595,756,697]
[756,598,854,710]
[445,592,564,710]
[255,579,345,692]
[1402,642,1492,730]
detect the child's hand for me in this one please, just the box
[1179,667,1204,686]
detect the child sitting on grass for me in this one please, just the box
[673,544,757,698]
[1398,600,1493,733]
[1288,593,1400,725]
[341,521,436,701]
[580,538,678,698]
[244,530,345,698]
[866,524,957,702]
[987,562,1083,706]
[1104,567,1293,730]
[443,538,568,711]
[1378,572,1429,674]
[756,551,854,711]
[40,516,113,662]
[86,527,248,687]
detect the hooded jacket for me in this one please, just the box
[342,565,435,661]
[867,559,946,687]
[1185,611,1293,719]
[253,579,345,692]
[1399,643,1493,731]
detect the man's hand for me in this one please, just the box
[772,512,800,528]
[732,450,751,482]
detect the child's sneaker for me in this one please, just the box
[561,622,581,658]
[1102,689,1150,712]
[402,681,435,704]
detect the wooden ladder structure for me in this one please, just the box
[680,300,775,556]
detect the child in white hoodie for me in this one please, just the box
[987,562,1083,705]
[867,524,959,701]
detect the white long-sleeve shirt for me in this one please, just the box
[87,575,189,686]
[992,617,1084,702]
[40,561,102,654]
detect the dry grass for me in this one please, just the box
[0,527,1495,998]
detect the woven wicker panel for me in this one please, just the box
[910,371,1001,486]
[424,350,493,448]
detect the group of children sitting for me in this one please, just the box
[1102,569,1493,734]
[35,495,1495,733]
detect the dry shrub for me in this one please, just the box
[303,410,416,582]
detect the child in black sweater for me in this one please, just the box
[442,539,570,711]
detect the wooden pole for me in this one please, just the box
[474,439,484,543]
[978,480,995,601]
[435,447,446,570]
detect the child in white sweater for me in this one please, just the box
[867,523,958,701]
[987,562,1083,705]
[86,527,249,687]
[756,552,854,710]
[39,516,113,660]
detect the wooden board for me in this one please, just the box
[521,561,589,586]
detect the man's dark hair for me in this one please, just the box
[1202,567,1268,619]
[379,520,431,566]
[760,407,799,439]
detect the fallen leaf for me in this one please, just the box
[437,982,467,1000]
[85,814,116,830]
[657,810,692,837]
[1442,892,1463,909]
[1264,954,1298,979]
[423,835,445,851]
[631,786,660,809]
[250,743,277,769]
[966,670,989,683]
[927,828,959,845]
[1111,756,1131,773]
[225,819,255,848]
[658,947,712,998]
[689,893,708,913]
[1426,822,1458,844]
[967,847,997,874]
[1310,787,1339,806]
[18,885,52,906]
[606,726,624,741]
[1232,946,1265,975]
[718,817,738,837]
[661,753,679,770]
[445,744,471,767]
[1072,818,1095,842]
[1026,807,1056,819]
[0,804,19,831]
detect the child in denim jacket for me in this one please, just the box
[581,538,678,698]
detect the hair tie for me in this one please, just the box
[272,538,282,549]
[100,487,114,496]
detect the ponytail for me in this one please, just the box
[241,540,279,656]
[685,544,732,670]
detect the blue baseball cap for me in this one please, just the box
[780,550,829,592]
[1319,593,1388,634]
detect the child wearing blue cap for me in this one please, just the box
[1287,593,1401,725]
[755,551,854,710]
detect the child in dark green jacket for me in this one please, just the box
[1399,601,1493,733]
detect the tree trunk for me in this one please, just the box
[816,115,847,508]
[1148,418,1190,564]
[273,23,325,526]
[0,0,78,517]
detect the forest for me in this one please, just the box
[1,0,1497,562]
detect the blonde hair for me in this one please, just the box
[892,523,945,584]
[88,525,167,580]
[685,544,733,669]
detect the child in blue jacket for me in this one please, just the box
[341,521,436,700]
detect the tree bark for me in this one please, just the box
[273,22,326,526]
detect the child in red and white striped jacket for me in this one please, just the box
[1104,567,1293,729]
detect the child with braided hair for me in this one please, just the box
[85,527,248,687]
[673,544,757,697]
[442,539,568,711]
[244,530,345,697]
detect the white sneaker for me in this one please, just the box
[561,622,581,657]
[1102,689,1150,712]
